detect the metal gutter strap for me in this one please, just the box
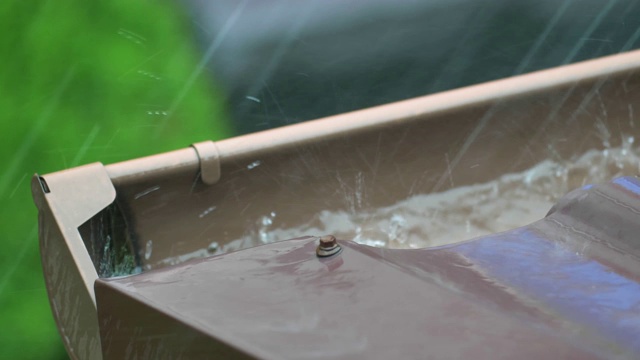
[191,141,221,185]
[105,141,221,187]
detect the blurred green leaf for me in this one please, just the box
[0,1,231,358]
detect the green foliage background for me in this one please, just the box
[0,1,231,358]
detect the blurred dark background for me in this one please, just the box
[1,0,640,358]
[186,0,640,133]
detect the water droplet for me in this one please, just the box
[387,214,407,244]
[247,160,262,170]
[145,240,153,260]
[353,225,387,247]
[261,216,273,226]
[354,237,387,247]
[207,242,219,253]
[257,212,277,244]
[199,206,217,218]
[524,169,535,186]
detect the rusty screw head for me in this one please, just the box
[316,235,342,257]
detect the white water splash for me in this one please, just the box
[221,138,638,251]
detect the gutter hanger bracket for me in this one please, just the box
[190,141,221,185]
